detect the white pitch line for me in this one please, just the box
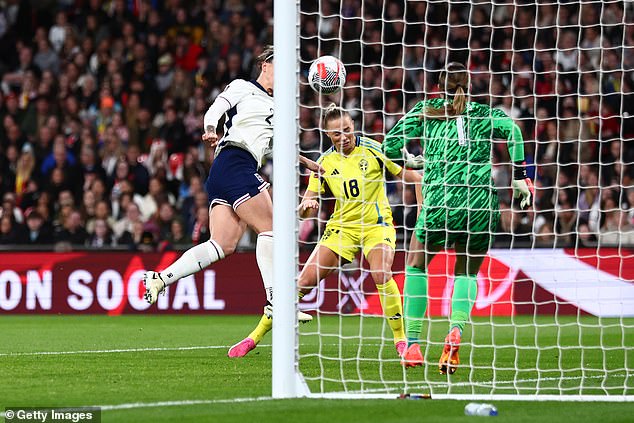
[0,345,270,357]
[0,343,398,357]
[98,395,273,411]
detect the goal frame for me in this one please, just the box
[272,0,634,402]
[271,0,305,399]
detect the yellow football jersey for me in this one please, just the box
[307,136,402,227]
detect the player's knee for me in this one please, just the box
[297,276,313,292]
[214,240,236,256]
[371,269,391,285]
[298,268,319,290]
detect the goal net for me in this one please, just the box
[288,0,634,400]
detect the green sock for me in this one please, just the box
[404,266,428,345]
[449,275,478,333]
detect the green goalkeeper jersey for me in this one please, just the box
[383,98,525,190]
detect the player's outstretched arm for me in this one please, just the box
[398,168,423,211]
[491,109,534,208]
[383,101,426,160]
[299,155,325,176]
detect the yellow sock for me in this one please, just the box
[376,279,406,343]
[247,313,273,344]
[247,291,307,345]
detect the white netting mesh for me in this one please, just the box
[295,0,634,399]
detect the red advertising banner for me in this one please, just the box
[0,252,260,314]
[0,249,632,316]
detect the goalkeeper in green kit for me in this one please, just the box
[382,62,533,375]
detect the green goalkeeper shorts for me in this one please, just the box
[415,186,500,252]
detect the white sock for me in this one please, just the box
[160,239,225,286]
[256,231,274,304]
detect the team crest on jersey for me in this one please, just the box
[358,159,369,174]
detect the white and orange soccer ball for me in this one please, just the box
[308,55,347,95]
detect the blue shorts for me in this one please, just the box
[205,147,270,210]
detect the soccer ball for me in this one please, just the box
[308,56,347,95]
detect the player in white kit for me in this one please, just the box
[143,46,314,358]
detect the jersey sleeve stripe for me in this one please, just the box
[359,137,382,153]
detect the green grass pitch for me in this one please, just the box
[1,315,632,422]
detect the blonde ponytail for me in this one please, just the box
[423,62,469,120]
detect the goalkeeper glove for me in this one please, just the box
[512,161,534,209]
[401,148,424,169]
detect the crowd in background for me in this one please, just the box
[0,0,632,251]
[299,0,634,249]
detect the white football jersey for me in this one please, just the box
[204,79,274,168]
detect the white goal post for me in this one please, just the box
[273,0,634,401]
[272,0,302,399]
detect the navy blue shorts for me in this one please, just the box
[205,147,270,210]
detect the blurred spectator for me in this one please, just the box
[2,44,33,92]
[577,222,598,247]
[14,143,36,199]
[79,144,107,187]
[191,206,210,244]
[118,220,145,249]
[137,230,157,252]
[599,209,634,246]
[17,211,54,245]
[158,106,187,154]
[88,200,115,233]
[155,54,175,93]
[125,144,150,195]
[155,202,176,241]
[2,192,24,224]
[554,199,577,246]
[167,218,191,246]
[48,10,68,53]
[41,135,78,179]
[34,38,60,75]
[128,107,157,153]
[134,176,171,221]
[0,0,631,252]
[86,218,115,248]
[534,222,556,248]
[113,202,144,241]
[55,209,88,245]
[0,214,22,244]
